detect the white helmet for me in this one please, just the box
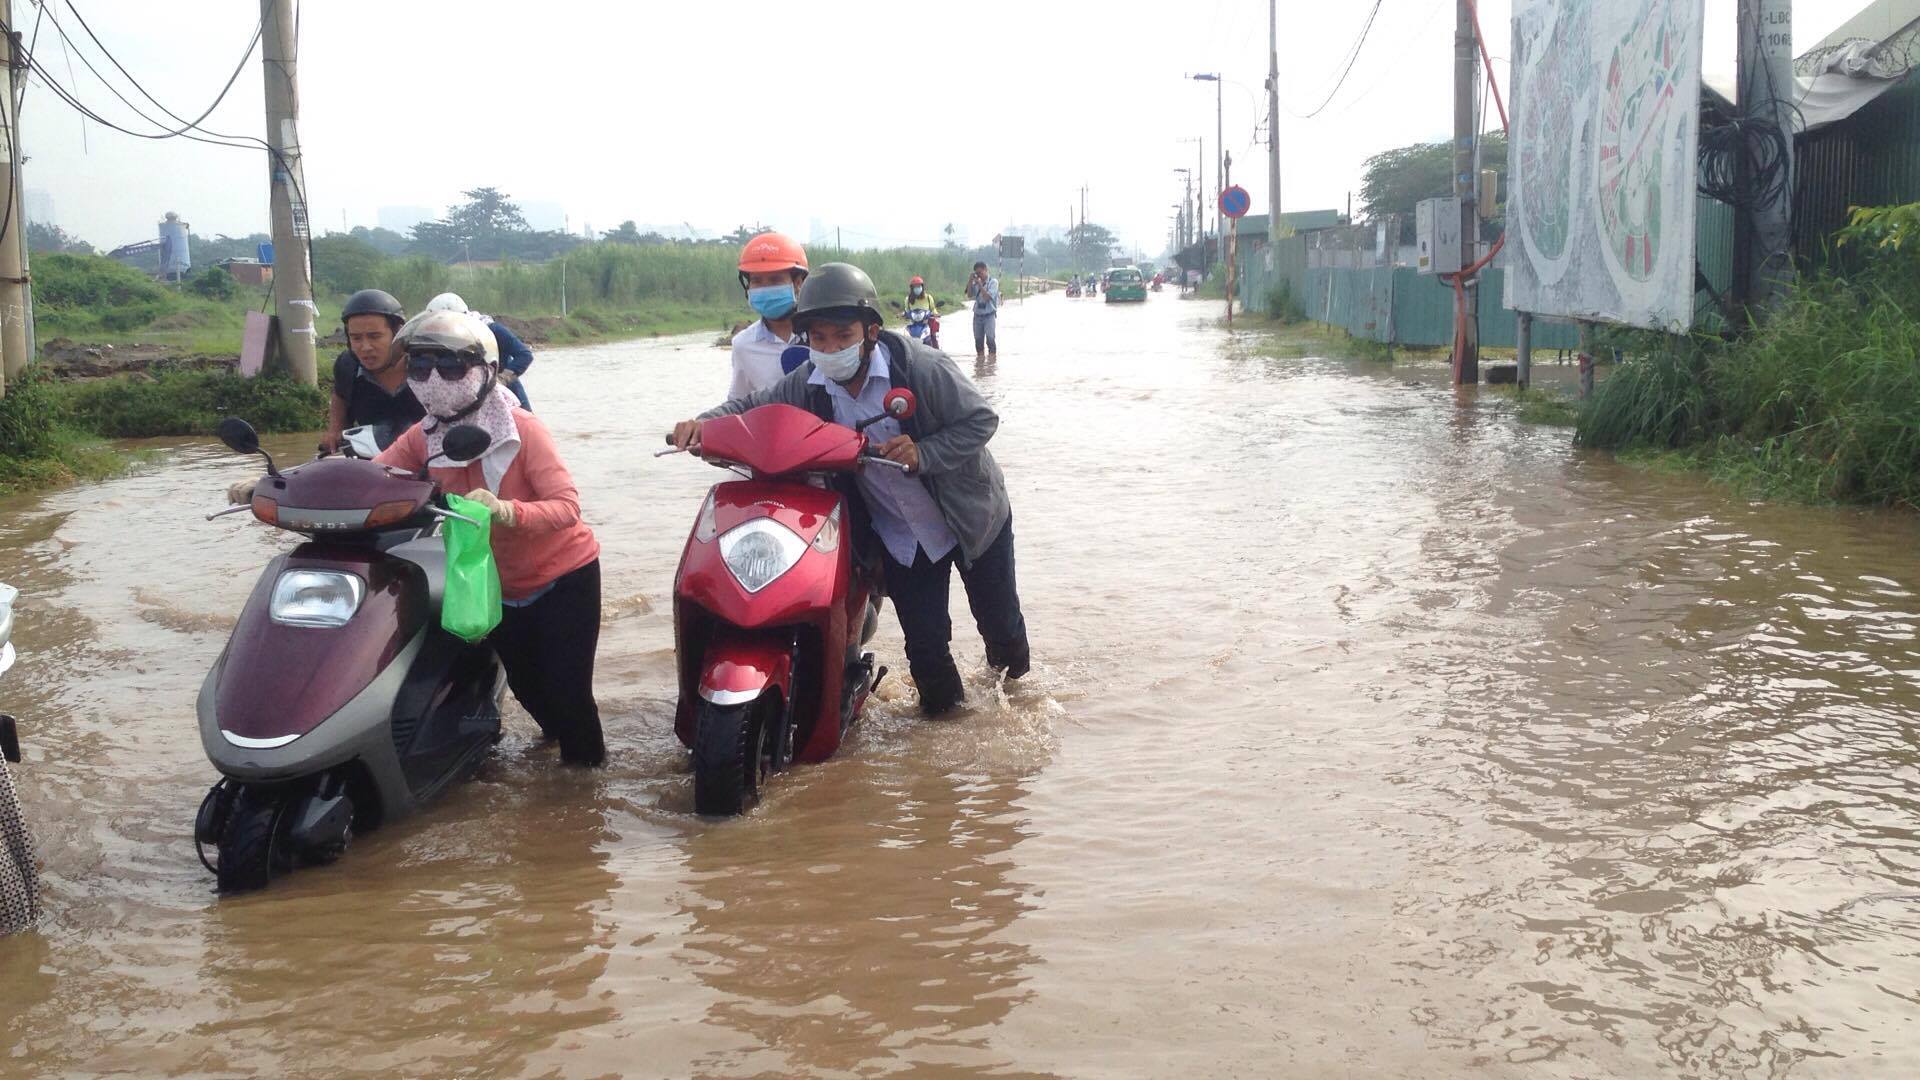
[425,292,470,314]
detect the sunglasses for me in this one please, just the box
[405,352,479,382]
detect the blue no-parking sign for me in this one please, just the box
[1219,185,1251,219]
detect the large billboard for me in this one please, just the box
[1505,0,1704,332]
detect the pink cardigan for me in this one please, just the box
[378,410,600,600]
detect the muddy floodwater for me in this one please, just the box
[5,293,1920,1078]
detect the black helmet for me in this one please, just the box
[341,288,405,329]
[790,263,886,331]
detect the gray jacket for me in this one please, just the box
[697,331,1011,565]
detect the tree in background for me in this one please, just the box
[26,221,93,255]
[411,187,580,263]
[309,234,388,296]
[603,220,644,244]
[1068,222,1118,271]
[943,223,958,251]
[188,232,272,265]
[346,225,411,257]
[1359,134,1506,228]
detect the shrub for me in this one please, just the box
[189,266,237,301]
[0,369,65,458]
[58,369,327,438]
[34,253,179,333]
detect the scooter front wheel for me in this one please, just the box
[215,786,293,894]
[692,697,772,817]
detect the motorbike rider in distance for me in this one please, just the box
[901,276,939,316]
[901,275,941,350]
[326,289,425,454]
[670,263,1031,715]
[728,231,811,401]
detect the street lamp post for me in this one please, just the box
[1174,168,1193,249]
[1192,73,1224,265]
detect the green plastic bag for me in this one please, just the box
[441,492,502,643]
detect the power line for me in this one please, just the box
[1283,0,1388,120]
[35,2,262,145]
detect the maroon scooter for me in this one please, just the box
[194,418,505,892]
[662,390,918,815]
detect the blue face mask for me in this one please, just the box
[748,284,796,319]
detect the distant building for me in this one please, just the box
[23,189,53,228]
[216,258,272,286]
[377,205,434,234]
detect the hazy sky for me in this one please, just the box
[18,0,1866,255]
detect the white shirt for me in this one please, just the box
[728,319,796,401]
[808,343,960,566]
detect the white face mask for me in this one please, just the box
[416,366,488,419]
[809,341,864,382]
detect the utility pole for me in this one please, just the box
[1267,0,1282,247]
[1452,0,1480,383]
[0,1,33,391]
[262,0,316,384]
[1733,0,1796,316]
[1225,151,1236,327]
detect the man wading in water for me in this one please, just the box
[670,263,1031,715]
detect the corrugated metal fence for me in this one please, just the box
[1238,196,1737,350]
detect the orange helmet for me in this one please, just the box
[738,231,808,274]
[909,275,924,286]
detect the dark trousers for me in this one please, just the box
[492,558,604,765]
[880,517,1030,714]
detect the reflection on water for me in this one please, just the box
[3,296,1920,1076]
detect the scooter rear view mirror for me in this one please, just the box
[883,388,917,420]
[780,345,809,375]
[217,416,279,477]
[217,417,260,456]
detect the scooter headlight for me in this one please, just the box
[718,519,807,594]
[270,570,366,628]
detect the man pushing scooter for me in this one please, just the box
[669,263,1030,715]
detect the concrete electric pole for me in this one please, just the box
[1734,0,1796,315]
[262,0,316,384]
[1452,0,1480,383]
[0,1,34,392]
[1267,0,1282,246]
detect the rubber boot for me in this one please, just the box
[913,654,966,717]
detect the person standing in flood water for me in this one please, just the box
[324,290,425,454]
[964,261,1000,361]
[671,263,1030,715]
[727,232,810,400]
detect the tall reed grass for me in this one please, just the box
[1576,265,1920,506]
[366,243,985,321]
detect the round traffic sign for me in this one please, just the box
[1219,185,1252,219]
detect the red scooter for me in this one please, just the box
[661,390,917,815]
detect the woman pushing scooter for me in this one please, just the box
[375,311,607,766]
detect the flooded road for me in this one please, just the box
[5,291,1920,1077]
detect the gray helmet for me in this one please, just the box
[341,288,405,329]
[390,310,500,367]
[790,263,886,330]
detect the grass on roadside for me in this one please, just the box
[1576,261,1920,507]
[1485,384,1581,426]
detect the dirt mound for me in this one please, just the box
[39,338,236,380]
